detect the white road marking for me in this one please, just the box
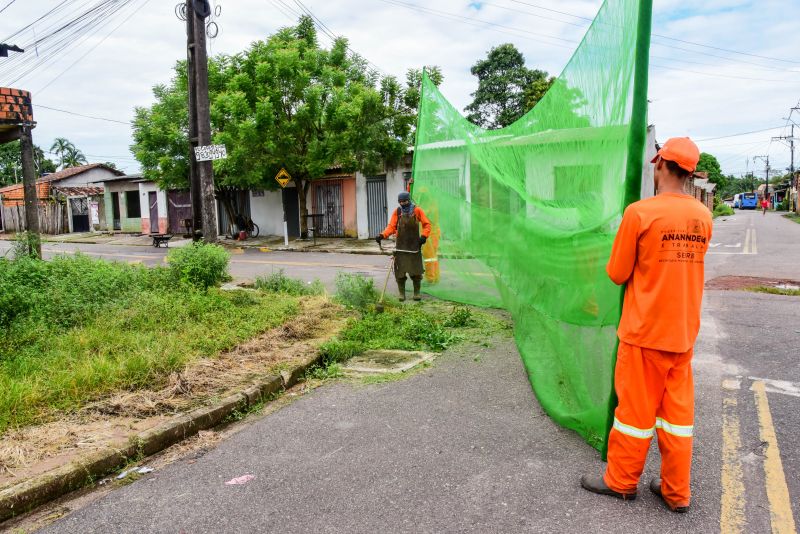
[748,377,800,398]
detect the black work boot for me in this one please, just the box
[396,280,406,302]
[649,478,689,513]
[412,278,422,301]
[580,475,637,501]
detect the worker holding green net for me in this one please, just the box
[581,138,711,513]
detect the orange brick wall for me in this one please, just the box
[0,87,34,123]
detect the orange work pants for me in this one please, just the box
[604,341,694,508]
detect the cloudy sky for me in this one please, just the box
[1,0,799,179]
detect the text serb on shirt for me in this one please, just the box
[606,193,713,353]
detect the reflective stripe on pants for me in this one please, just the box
[604,341,694,508]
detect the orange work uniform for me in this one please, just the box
[603,192,712,509]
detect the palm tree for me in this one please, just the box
[61,146,88,169]
[49,137,74,169]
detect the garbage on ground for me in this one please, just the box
[116,466,155,479]
[225,474,255,485]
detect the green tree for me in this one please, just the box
[465,43,551,129]
[49,137,87,170]
[61,146,87,169]
[133,16,433,238]
[0,141,57,186]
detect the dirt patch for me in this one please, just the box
[705,275,800,291]
[0,296,348,489]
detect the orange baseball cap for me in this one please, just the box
[651,137,700,172]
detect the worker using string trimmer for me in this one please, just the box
[375,191,432,301]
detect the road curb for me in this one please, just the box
[0,353,323,523]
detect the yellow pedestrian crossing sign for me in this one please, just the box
[275,168,292,188]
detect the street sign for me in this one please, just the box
[194,144,227,161]
[275,167,292,188]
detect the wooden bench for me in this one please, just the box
[151,234,173,248]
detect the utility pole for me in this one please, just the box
[185,0,217,242]
[772,123,795,211]
[19,123,42,258]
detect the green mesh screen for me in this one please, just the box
[412,0,652,451]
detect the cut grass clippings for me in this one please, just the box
[0,254,300,433]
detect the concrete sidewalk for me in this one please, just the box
[0,231,385,255]
[0,231,193,248]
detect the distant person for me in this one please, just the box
[761,197,769,215]
[375,191,431,301]
[581,137,713,513]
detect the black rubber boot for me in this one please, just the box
[396,279,406,301]
[412,278,422,301]
[649,478,689,513]
[580,475,637,501]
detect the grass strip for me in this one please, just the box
[746,285,800,297]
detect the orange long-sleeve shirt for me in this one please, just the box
[607,192,713,353]
[380,206,432,239]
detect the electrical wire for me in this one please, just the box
[695,126,787,142]
[36,0,156,94]
[35,104,131,125]
[508,0,800,65]
[0,0,17,15]
[0,0,137,85]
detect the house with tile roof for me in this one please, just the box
[0,163,122,233]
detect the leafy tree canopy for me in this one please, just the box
[465,43,553,129]
[0,141,57,186]
[132,16,441,236]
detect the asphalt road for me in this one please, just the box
[10,210,800,533]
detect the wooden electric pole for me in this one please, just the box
[185,0,217,242]
[19,123,42,258]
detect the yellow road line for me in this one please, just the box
[750,229,757,255]
[721,395,746,534]
[752,380,797,534]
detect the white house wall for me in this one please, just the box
[250,190,285,236]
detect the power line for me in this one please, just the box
[0,0,137,85]
[375,0,576,50]
[509,0,800,65]
[36,0,156,94]
[695,126,786,142]
[35,104,130,125]
[649,63,800,84]
[0,0,16,15]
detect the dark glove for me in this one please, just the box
[419,235,427,246]
[375,234,383,244]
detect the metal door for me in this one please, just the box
[282,187,300,237]
[70,197,90,232]
[148,191,159,234]
[111,192,121,230]
[167,190,193,234]
[366,174,388,238]
[312,180,344,237]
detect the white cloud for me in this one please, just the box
[1,0,798,177]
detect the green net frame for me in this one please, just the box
[412,0,652,452]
